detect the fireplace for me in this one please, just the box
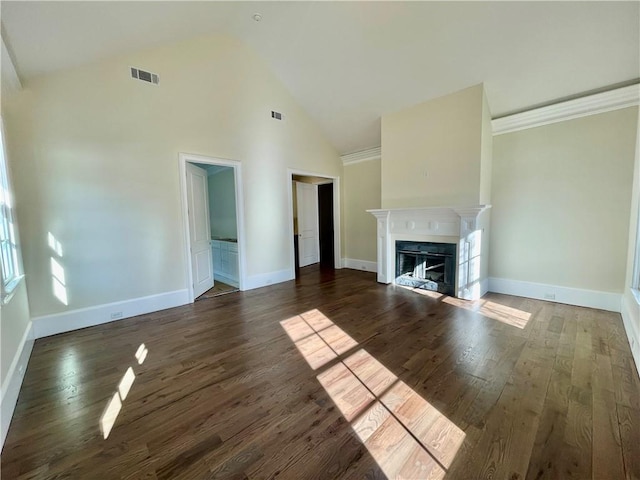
[367,205,491,300]
[395,241,456,295]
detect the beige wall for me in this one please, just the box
[2,34,340,318]
[480,90,493,205]
[381,84,488,208]
[208,168,237,240]
[490,107,638,292]
[343,159,381,262]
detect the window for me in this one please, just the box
[632,190,640,299]
[0,117,22,302]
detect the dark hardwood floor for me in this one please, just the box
[2,266,639,479]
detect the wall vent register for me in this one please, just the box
[130,67,159,85]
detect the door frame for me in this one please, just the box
[287,168,342,278]
[179,153,246,302]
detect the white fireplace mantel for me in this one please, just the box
[367,205,491,299]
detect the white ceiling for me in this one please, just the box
[2,1,639,154]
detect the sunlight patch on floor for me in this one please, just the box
[353,401,446,478]
[281,309,465,478]
[100,392,122,439]
[117,367,135,401]
[443,297,532,329]
[99,344,148,439]
[396,284,444,299]
[135,343,148,365]
[281,311,358,370]
[317,362,375,421]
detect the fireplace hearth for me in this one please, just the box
[395,241,456,295]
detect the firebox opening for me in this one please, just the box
[395,241,456,296]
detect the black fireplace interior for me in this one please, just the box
[395,241,456,296]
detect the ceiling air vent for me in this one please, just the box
[271,111,283,120]
[130,67,159,85]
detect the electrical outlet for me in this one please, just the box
[543,293,556,300]
[361,265,367,271]
[111,311,123,320]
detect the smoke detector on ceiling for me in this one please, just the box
[130,67,159,85]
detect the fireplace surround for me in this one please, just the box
[367,205,491,300]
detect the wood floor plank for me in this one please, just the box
[1,266,639,479]
[592,353,625,480]
[618,403,640,480]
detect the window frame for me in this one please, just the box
[0,117,23,303]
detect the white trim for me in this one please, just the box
[367,205,491,219]
[31,289,189,339]
[621,291,640,376]
[480,277,489,298]
[488,277,622,313]
[341,147,381,165]
[631,193,640,291]
[0,118,25,304]
[243,268,293,291]
[492,84,640,135]
[342,258,377,273]
[1,275,24,305]
[1,321,34,450]
[179,153,247,300]
[287,168,342,280]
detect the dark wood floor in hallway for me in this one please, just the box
[2,266,639,479]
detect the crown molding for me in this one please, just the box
[341,146,381,165]
[492,84,640,135]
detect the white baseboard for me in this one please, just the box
[31,289,190,339]
[488,277,622,313]
[621,291,640,376]
[1,321,34,450]
[243,269,293,291]
[342,258,378,273]
[480,278,489,297]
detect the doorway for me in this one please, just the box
[318,183,335,268]
[289,170,341,278]
[179,153,246,302]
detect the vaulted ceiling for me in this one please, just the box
[2,1,638,154]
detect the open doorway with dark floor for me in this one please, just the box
[318,183,335,268]
[291,174,337,278]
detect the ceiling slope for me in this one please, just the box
[2,1,638,154]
